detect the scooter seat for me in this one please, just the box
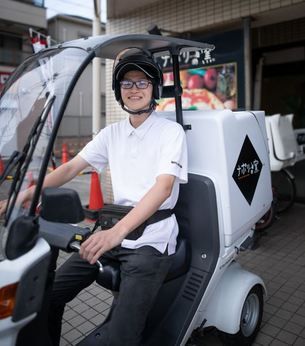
[96,238,188,291]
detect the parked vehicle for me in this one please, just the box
[0,34,272,345]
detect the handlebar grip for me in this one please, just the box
[70,241,104,272]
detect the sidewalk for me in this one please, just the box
[59,202,305,345]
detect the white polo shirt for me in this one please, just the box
[79,112,188,255]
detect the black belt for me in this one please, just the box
[144,209,173,226]
[93,205,173,241]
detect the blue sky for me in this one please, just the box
[44,0,107,22]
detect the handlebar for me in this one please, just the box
[70,241,104,272]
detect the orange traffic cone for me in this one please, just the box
[0,155,4,176]
[84,171,104,220]
[61,143,69,164]
[89,172,104,210]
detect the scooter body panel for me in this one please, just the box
[0,238,50,346]
[203,261,266,334]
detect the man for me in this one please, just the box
[1,50,188,345]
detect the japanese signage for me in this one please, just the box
[159,47,216,69]
[157,29,244,111]
[232,135,263,205]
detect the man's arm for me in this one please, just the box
[80,174,175,264]
[42,155,89,188]
[0,155,89,216]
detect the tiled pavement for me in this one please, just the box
[59,203,305,346]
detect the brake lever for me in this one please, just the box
[70,241,104,272]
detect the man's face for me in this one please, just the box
[120,70,153,112]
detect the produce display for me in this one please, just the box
[158,63,237,111]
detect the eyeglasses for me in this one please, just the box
[120,80,152,89]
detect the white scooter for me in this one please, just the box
[0,34,272,346]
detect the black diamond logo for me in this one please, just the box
[232,135,262,205]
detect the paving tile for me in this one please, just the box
[68,315,87,328]
[63,328,83,344]
[60,337,70,346]
[260,322,281,337]
[290,313,305,327]
[281,302,300,313]
[280,287,294,298]
[270,339,288,346]
[264,302,280,315]
[81,308,99,320]
[273,290,291,301]
[276,329,298,344]
[78,291,93,302]
[276,308,294,321]
[296,305,305,317]
[90,313,107,326]
[84,296,102,307]
[283,321,304,335]
[267,296,285,308]
[62,322,74,335]
[93,301,112,313]
[73,303,91,314]
[262,311,273,323]
[68,298,80,308]
[294,337,305,346]
[76,320,96,334]
[287,295,304,306]
[268,315,288,329]
[63,308,78,320]
[255,332,273,345]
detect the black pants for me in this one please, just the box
[48,245,173,346]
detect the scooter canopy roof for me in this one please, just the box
[55,34,214,59]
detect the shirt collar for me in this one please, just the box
[125,112,156,139]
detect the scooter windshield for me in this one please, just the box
[0,47,90,260]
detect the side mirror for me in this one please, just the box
[40,187,85,223]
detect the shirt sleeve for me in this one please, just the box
[156,122,188,184]
[78,127,109,172]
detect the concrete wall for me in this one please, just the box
[0,0,46,28]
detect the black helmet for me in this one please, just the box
[112,50,163,108]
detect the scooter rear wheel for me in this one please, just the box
[218,285,263,345]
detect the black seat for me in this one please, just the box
[96,237,189,291]
[95,174,220,292]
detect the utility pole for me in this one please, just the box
[92,0,101,137]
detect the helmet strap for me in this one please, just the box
[121,100,156,116]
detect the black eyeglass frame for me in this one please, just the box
[120,79,153,89]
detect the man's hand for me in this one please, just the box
[0,185,35,218]
[0,199,7,217]
[79,229,124,265]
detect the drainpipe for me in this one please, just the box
[243,16,252,110]
[92,0,101,137]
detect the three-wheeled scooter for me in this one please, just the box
[0,34,272,346]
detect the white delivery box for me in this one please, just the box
[265,114,298,171]
[158,110,272,247]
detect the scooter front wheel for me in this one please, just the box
[218,285,263,345]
